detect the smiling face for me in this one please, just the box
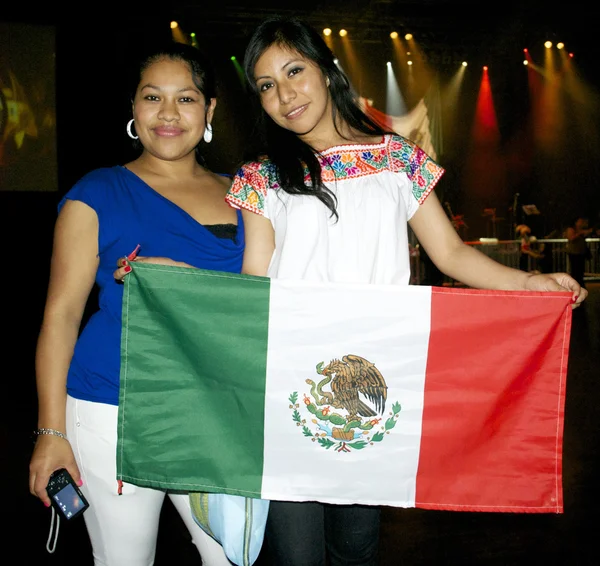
[253,43,333,145]
[132,57,215,162]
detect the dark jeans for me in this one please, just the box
[265,500,381,566]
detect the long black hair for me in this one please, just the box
[128,41,217,165]
[243,16,393,218]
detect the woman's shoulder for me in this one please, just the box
[66,166,125,195]
[226,157,281,212]
[210,170,234,188]
[233,158,278,183]
[60,166,125,211]
[386,133,443,170]
[386,133,423,153]
[77,165,124,182]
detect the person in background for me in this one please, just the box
[565,216,593,289]
[222,16,588,566]
[29,41,242,566]
[516,224,544,273]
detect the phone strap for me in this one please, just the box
[46,506,60,553]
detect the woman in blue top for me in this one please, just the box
[29,41,242,565]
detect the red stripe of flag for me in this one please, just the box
[415,287,572,513]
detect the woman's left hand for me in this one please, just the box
[524,272,588,309]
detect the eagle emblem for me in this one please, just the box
[288,354,401,452]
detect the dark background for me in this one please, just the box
[2,2,599,218]
[2,2,599,564]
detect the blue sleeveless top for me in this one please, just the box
[59,166,245,405]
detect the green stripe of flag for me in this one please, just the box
[117,264,270,496]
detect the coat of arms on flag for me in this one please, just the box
[292,354,400,452]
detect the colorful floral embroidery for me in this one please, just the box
[226,161,279,215]
[226,135,444,212]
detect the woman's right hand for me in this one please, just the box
[114,256,193,282]
[29,436,81,507]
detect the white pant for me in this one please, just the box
[66,395,232,566]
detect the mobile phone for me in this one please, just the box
[46,468,89,520]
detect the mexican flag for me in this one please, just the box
[117,263,572,513]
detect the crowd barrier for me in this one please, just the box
[412,238,600,286]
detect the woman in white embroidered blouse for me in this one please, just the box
[221,15,588,566]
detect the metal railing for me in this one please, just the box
[411,238,600,286]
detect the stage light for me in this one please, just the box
[407,60,413,66]
[390,31,398,39]
[323,28,332,36]
[557,42,564,50]
[462,61,468,67]
[523,60,528,65]
[339,29,348,37]
[333,58,339,64]
[170,21,178,29]
[545,41,552,48]
[386,61,391,66]
[483,65,488,71]
[405,33,413,41]
[231,56,236,61]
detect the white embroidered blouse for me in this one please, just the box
[225,134,444,285]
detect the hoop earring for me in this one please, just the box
[126,119,138,140]
[203,123,213,143]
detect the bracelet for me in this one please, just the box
[33,428,67,440]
